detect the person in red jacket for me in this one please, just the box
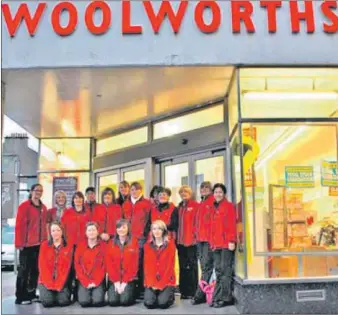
[38,221,73,307]
[122,181,151,298]
[209,183,236,308]
[75,222,106,307]
[150,187,178,241]
[144,220,176,309]
[116,181,130,206]
[61,191,90,301]
[46,190,67,239]
[105,219,139,306]
[15,183,48,305]
[177,185,199,300]
[84,186,105,221]
[92,187,123,242]
[61,191,89,247]
[192,181,215,305]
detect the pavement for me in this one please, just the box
[1,270,239,315]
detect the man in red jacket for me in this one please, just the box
[192,181,215,305]
[15,184,48,305]
[122,182,151,298]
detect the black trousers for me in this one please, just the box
[144,287,175,309]
[15,245,40,301]
[136,238,146,297]
[107,281,136,306]
[39,284,71,308]
[194,242,214,301]
[212,249,234,303]
[177,244,198,297]
[78,281,106,307]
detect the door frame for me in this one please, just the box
[158,147,227,197]
[94,158,153,197]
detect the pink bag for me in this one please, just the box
[199,280,216,305]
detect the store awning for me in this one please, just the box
[2,66,234,138]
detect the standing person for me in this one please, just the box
[177,185,199,300]
[192,181,215,305]
[84,186,105,221]
[149,185,161,206]
[144,220,176,309]
[92,187,123,242]
[150,187,178,241]
[46,190,67,239]
[122,182,151,298]
[61,191,90,301]
[106,219,139,306]
[75,222,106,307]
[116,181,130,206]
[209,183,236,308]
[61,191,89,247]
[15,183,48,305]
[38,222,73,308]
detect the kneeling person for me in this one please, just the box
[75,222,106,307]
[144,220,176,309]
[38,222,73,308]
[106,219,139,306]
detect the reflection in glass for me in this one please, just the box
[98,174,119,201]
[195,156,224,201]
[164,163,189,205]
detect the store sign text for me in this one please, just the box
[1,0,338,37]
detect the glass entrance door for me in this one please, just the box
[161,150,226,204]
[96,164,146,201]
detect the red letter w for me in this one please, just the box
[2,3,46,37]
[143,0,188,34]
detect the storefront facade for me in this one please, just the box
[2,1,338,313]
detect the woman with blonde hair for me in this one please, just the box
[177,185,199,300]
[47,191,67,238]
[143,220,176,309]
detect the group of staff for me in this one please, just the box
[14,180,236,309]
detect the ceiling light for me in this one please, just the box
[243,92,338,101]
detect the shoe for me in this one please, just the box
[191,297,205,305]
[15,299,32,305]
[213,301,226,308]
[31,295,40,303]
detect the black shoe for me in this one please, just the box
[15,299,32,305]
[191,298,205,305]
[213,301,226,308]
[31,295,40,303]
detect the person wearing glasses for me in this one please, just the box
[15,183,48,305]
[209,183,236,308]
[38,221,73,308]
[75,222,106,307]
[192,181,215,305]
[92,187,123,242]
